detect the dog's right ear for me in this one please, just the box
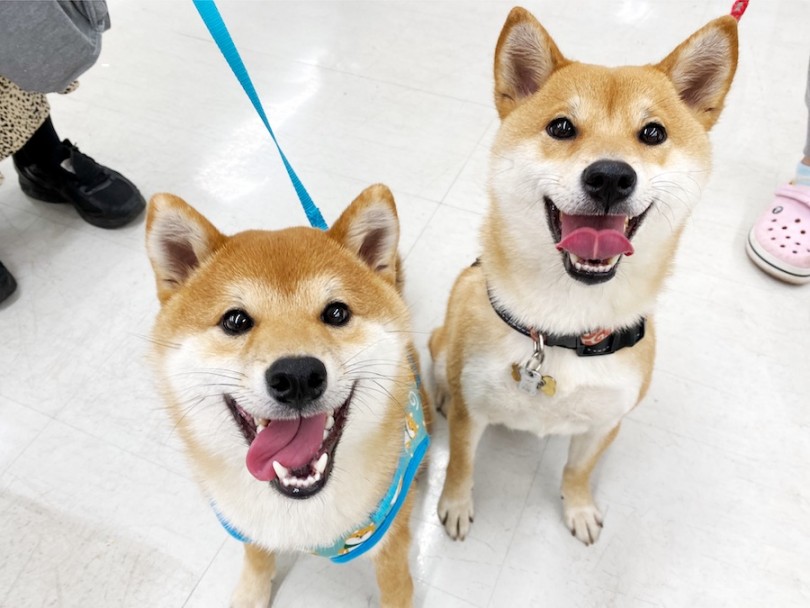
[146,194,225,304]
[494,7,568,119]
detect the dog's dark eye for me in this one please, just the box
[220,309,254,335]
[321,302,351,327]
[546,117,576,140]
[639,123,667,145]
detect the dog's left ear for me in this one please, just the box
[656,15,739,130]
[328,184,400,286]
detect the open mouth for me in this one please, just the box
[223,384,355,499]
[544,197,648,284]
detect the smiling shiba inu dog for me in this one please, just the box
[146,185,430,607]
[432,8,737,545]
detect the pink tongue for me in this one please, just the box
[556,214,634,260]
[245,413,327,481]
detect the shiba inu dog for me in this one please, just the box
[146,185,430,607]
[432,8,738,545]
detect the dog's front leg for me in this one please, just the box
[230,543,276,608]
[373,496,414,608]
[561,424,620,545]
[437,395,487,541]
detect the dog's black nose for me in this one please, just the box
[266,357,327,408]
[581,160,637,211]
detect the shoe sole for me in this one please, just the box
[0,273,17,304]
[18,172,144,229]
[746,230,810,285]
[18,172,67,203]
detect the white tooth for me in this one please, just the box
[570,253,581,264]
[315,453,328,474]
[303,475,315,487]
[322,430,329,441]
[313,472,321,482]
[325,415,334,431]
[257,422,267,433]
[272,461,289,480]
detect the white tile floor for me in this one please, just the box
[1,1,809,606]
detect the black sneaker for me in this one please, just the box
[0,261,17,304]
[13,140,145,229]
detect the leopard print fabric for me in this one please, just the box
[0,75,50,186]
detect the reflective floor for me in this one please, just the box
[1,1,809,606]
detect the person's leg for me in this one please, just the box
[745,56,810,284]
[0,75,49,304]
[11,116,62,170]
[794,55,810,182]
[800,56,810,182]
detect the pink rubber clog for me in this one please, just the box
[746,184,810,284]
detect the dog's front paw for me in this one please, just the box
[230,584,272,608]
[438,492,475,540]
[563,502,603,546]
[231,545,275,608]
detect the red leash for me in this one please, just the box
[730,0,749,20]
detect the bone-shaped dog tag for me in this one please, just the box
[539,375,556,397]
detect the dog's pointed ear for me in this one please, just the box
[146,193,226,304]
[494,7,568,119]
[328,184,400,286]
[656,15,738,130]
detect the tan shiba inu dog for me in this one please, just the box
[146,185,430,607]
[432,8,738,545]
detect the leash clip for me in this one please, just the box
[525,329,546,373]
[515,330,548,395]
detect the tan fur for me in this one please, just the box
[373,493,416,608]
[632,317,657,407]
[434,8,737,546]
[231,544,276,608]
[147,185,429,607]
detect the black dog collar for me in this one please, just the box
[487,286,646,357]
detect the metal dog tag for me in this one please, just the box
[510,332,557,397]
[519,365,543,395]
[510,364,557,396]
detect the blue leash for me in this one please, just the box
[192,0,327,230]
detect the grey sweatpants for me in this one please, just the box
[0,1,109,94]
